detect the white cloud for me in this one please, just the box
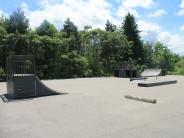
[148,9,167,17]
[138,20,161,41]
[122,0,156,9]
[116,7,140,18]
[22,0,115,29]
[21,2,29,12]
[138,20,161,33]
[157,31,184,55]
[116,0,156,18]
[138,20,184,55]
[0,10,3,15]
[19,0,184,55]
[0,9,8,17]
[177,0,184,16]
[180,25,184,31]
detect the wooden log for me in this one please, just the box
[125,95,156,104]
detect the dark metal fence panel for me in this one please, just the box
[6,55,36,98]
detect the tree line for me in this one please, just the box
[0,9,183,79]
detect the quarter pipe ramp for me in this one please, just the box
[35,76,59,97]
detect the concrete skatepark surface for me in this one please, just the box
[0,75,184,138]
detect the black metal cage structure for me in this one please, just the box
[6,55,36,98]
[6,55,59,99]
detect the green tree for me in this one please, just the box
[4,32,30,55]
[142,42,154,67]
[0,16,8,70]
[101,31,132,74]
[36,20,57,37]
[80,29,104,76]
[61,18,81,53]
[170,57,184,75]
[152,42,177,71]
[63,18,78,37]
[121,13,143,63]
[56,51,88,78]
[105,20,116,32]
[6,8,29,34]
[83,25,92,32]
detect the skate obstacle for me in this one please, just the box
[125,95,157,104]
[138,80,177,87]
[130,68,162,81]
[6,55,60,99]
[130,68,177,87]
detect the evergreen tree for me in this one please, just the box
[6,8,29,34]
[121,13,143,63]
[0,9,182,78]
[105,20,116,32]
[63,18,78,37]
[36,20,57,37]
[62,18,81,53]
[83,25,92,32]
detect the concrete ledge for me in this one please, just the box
[138,80,177,87]
[130,77,147,81]
[125,95,157,104]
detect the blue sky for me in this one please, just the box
[0,0,184,55]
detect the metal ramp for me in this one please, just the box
[35,75,59,97]
[130,68,177,87]
[130,68,161,81]
[141,68,162,79]
[6,55,61,99]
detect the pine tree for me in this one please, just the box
[62,18,81,53]
[6,8,29,34]
[63,18,78,37]
[36,20,57,37]
[121,13,143,63]
[105,20,116,32]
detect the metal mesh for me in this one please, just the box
[6,55,35,76]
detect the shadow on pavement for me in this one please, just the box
[0,92,68,103]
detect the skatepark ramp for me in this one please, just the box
[6,55,60,99]
[35,75,59,97]
[141,68,162,79]
[130,68,162,81]
[129,68,177,87]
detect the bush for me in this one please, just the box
[0,67,5,76]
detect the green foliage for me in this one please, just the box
[169,58,184,75]
[56,51,89,78]
[80,29,104,76]
[105,20,116,32]
[36,20,57,37]
[142,42,154,68]
[83,25,92,32]
[101,31,132,74]
[62,18,81,53]
[0,10,183,79]
[6,8,29,34]
[121,13,143,63]
[152,42,175,71]
[63,18,78,37]
[0,67,5,79]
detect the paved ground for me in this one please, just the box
[0,75,184,138]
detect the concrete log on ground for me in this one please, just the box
[125,95,157,104]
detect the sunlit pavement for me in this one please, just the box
[0,75,184,138]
